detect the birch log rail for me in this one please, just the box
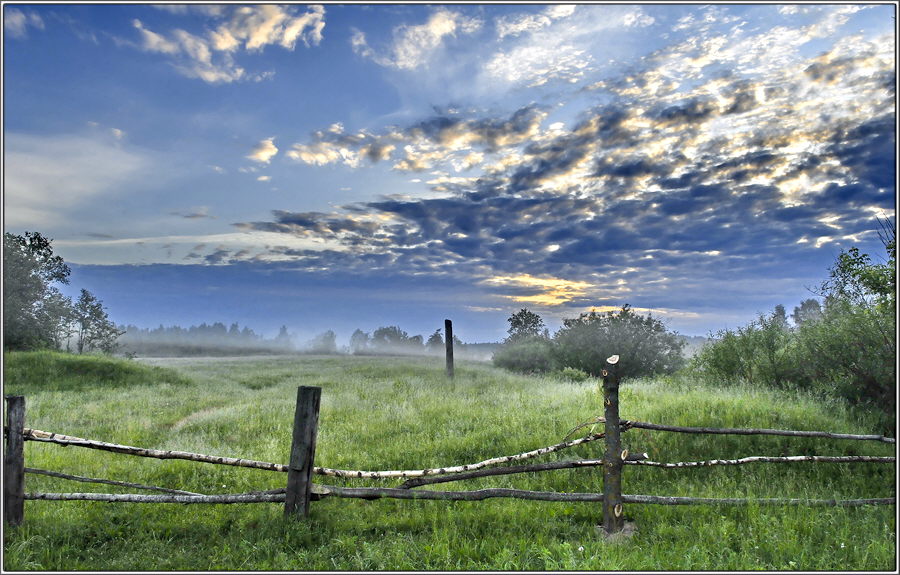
[622,420,897,443]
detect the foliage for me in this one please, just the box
[72,289,123,354]
[552,305,686,379]
[556,367,591,382]
[505,308,547,343]
[117,322,294,357]
[693,228,895,419]
[306,330,337,354]
[2,353,893,571]
[491,336,555,373]
[3,232,72,350]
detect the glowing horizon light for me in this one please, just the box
[482,273,593,306]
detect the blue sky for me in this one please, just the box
[3,3,896,345]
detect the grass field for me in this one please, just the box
[2,351,896,571]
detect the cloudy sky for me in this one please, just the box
[3,3,896,344]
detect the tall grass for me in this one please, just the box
[3,351,895,571]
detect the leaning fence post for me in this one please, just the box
[445,319,454,379]
[4,396,26,527]
[601,356,624,536]
[284,386,321,518]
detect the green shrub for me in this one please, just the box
[556,367,590,382]
[491,337,555,374]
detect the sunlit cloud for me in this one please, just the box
[4,7,44,39]
[482,274,593,306]
[352,8,481,70]
[247,137,278,163]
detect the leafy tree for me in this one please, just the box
[349,329,369,354]
[426,329,444,352]
[72,289,123,354]
[791,298,823,326]
[3,231,72,350]
[491,336,555,374]
[552,305,685,379]
[505,308,547,343]
[307,330,337,354]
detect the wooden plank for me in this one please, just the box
[284,386,321,518]
[4,396,25,526]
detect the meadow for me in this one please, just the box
[2,351,896,571]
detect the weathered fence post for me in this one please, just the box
[445,319,454,379]
[601,356,624,536]
[284,386,321,518]
[4,396,26,526]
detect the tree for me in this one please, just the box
[307,330,337,354]
[791,298,823,326]
[505,308,547,343]
[552,305,685,379]
[349,329,369,354]
[3,232,72,350]
[426,329,444,352]
[72,289,123,354]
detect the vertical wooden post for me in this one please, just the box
[284,386,321,518]
[444,319,454,379]
[4,396,25,527]
[601,357,624,535]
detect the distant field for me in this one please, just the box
[3,351,895,571]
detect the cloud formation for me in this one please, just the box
[130,5,325,83]
[247,137,279,163]
[232,6,894,320]
[4,7,44,39]
[352,8,481,70]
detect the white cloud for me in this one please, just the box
[247,138,279,163]
[495,4,575,39]
[352,9,482,70]
[4,132,150,229]
[4,7,44,39]
[129,5,325,84]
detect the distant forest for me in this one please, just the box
[116,322,294,357]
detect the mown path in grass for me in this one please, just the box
[3,351,895,571]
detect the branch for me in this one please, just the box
[25,492,286,504]
[398,453,649,489]
[25,467,202,495]
[22,429,289,472]
[624,421,895,444]
[626,455,896,468]
[315,433,606,479]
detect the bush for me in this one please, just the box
[556,367,591,382]
[491,336,555,374]
[552,305,686,379]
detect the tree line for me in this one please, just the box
[4,232,121,353]
[492,220,895,423]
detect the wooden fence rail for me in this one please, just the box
[4,355,896,532]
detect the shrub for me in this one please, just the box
[552,305,686,379]
[491,336,555,374]
[556,367,590,382]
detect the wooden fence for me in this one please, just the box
[4,356,896,535]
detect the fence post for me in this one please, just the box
[601,356,624,536]
[284,386,321,518]
[4,396,25,527]
[445,319,454,379]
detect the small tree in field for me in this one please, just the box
[505,308,547,343]
[553,305,685,379]
[72,289,123,354]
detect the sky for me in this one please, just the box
[3,2,896,345]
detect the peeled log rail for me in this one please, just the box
[627,455,896,469]
[25,488,893,507]
[399,454,650,489]
[21,428,605,480]
[312,485,895,507]
[624,420,896,444]
[25,492,285,504]
[22,429,290,473]
[25,467,203,495]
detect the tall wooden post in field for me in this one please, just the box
[4,396,25,526]
[285,386,321,518]
[601,356,624,535]
[445,319,454,379]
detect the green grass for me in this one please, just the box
[3,351,896,571]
